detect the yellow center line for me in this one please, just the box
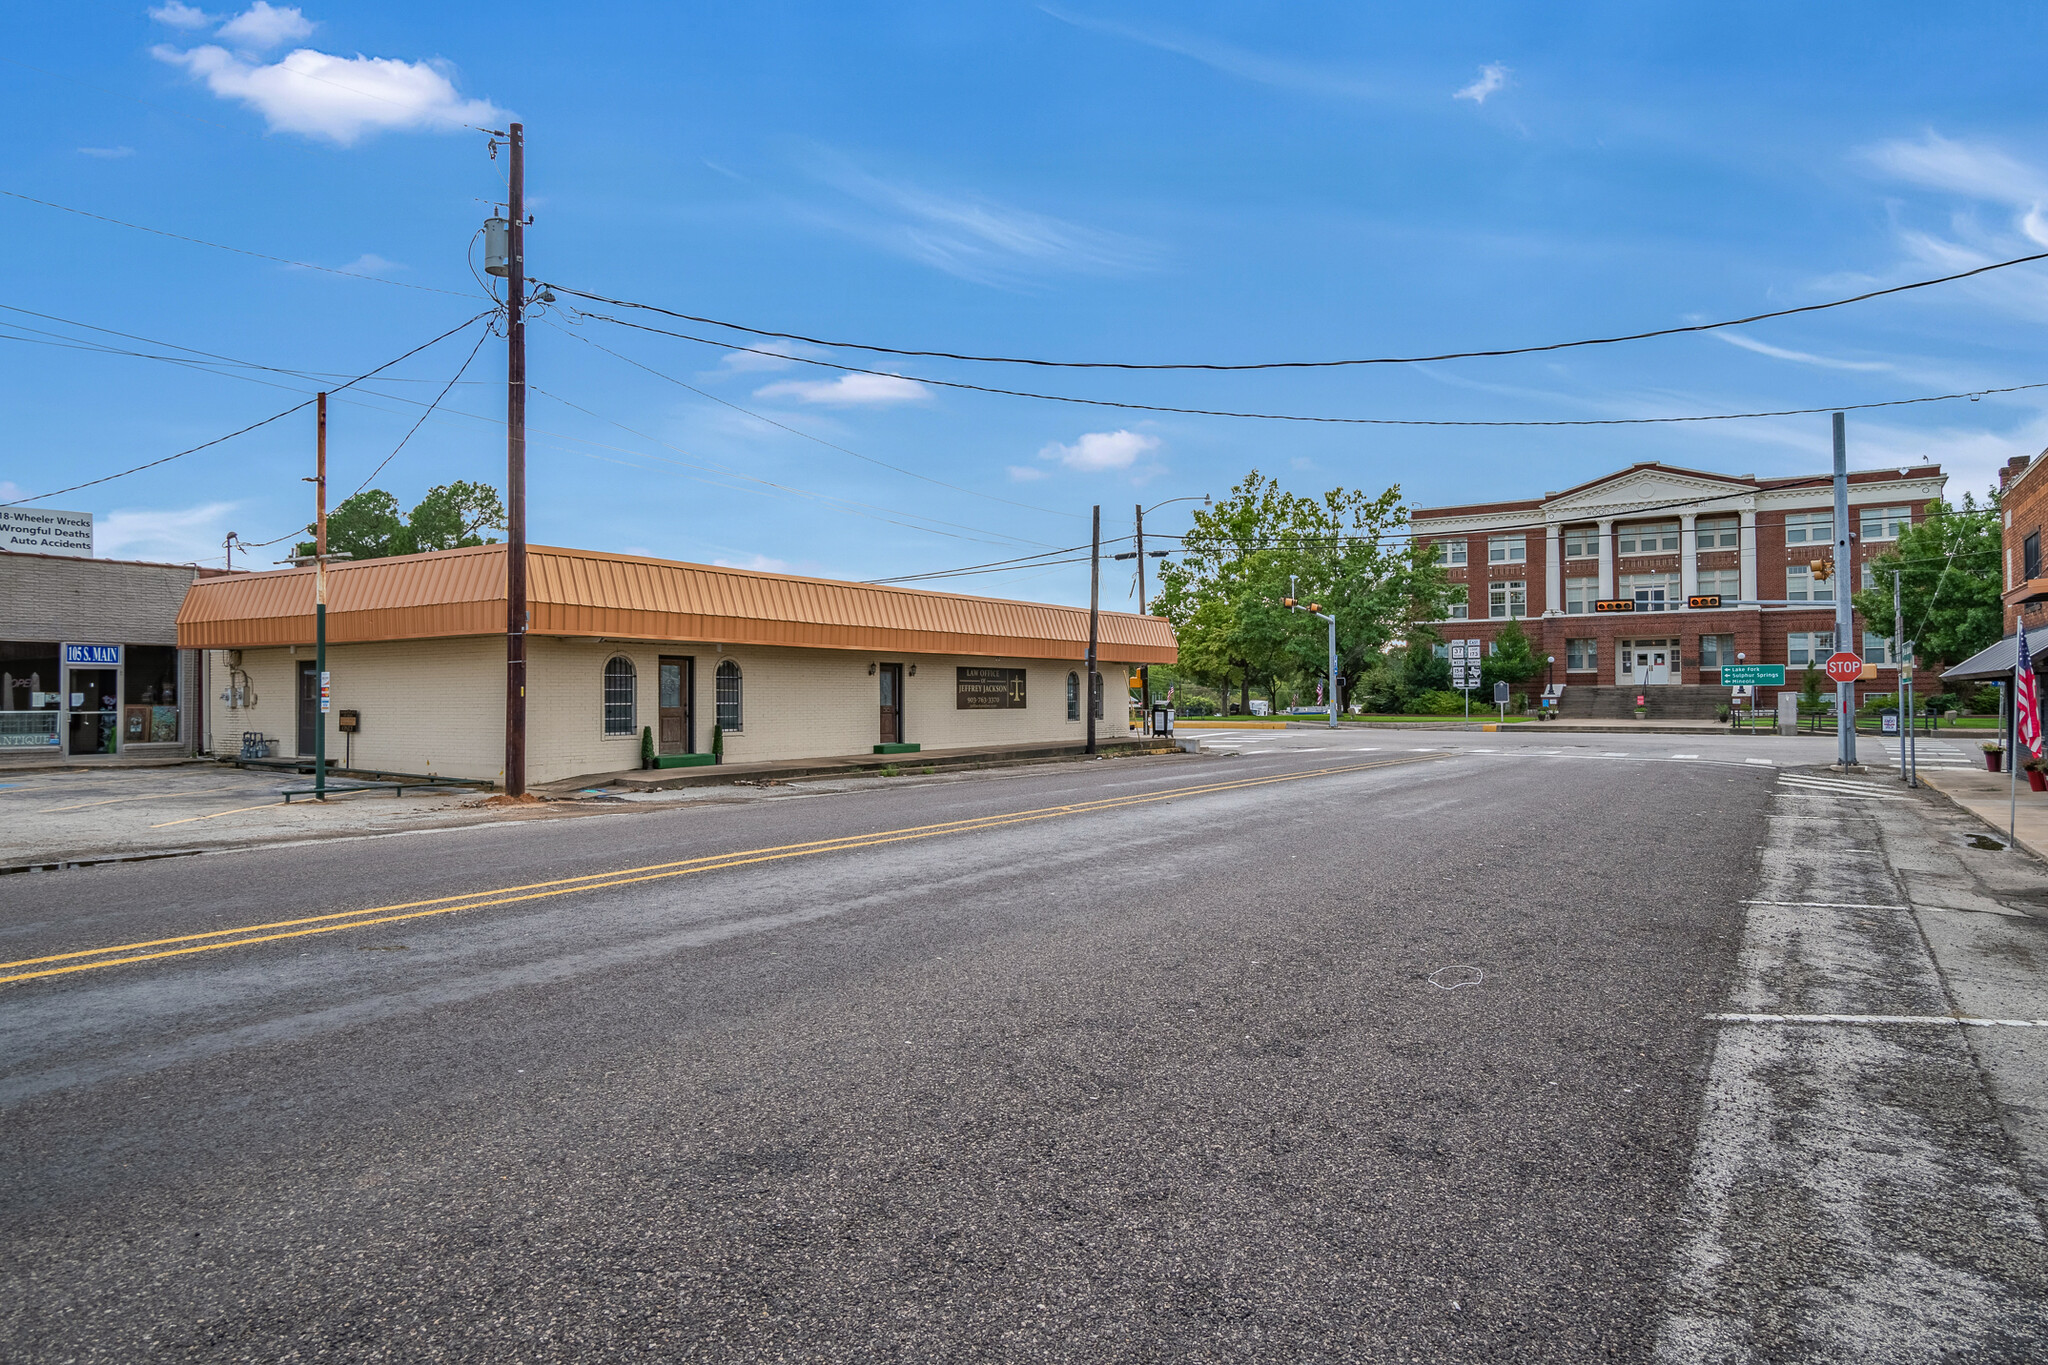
[149,803,286,829]
[41,788,247,814]
[1,754,1443,986]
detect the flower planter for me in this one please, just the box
[2029,768,2046,793]
[1985,750,2004,773]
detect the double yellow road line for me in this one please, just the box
[1,753,1440,987]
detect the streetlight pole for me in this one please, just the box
[1086,504,1100,756]
[504,121,529,798]
[313,392,328,801]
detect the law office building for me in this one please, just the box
[176,543,1177,787]
[1410,461,1945,714]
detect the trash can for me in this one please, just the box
[1151,703,1174,738]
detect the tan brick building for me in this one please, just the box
[177,543,1176,786]
[1411,461,1943,711]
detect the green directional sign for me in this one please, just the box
[1720,664,1786,686]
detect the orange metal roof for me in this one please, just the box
[176,543,1178,664]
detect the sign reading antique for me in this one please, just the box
[1594,599,1636,613]
[1,506,93,558]
[1687,594,1724,609]
[956,666,1027,709]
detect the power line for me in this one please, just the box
[348,322,495,496]
[2,311,494,506]
[863,543,1099,584]
[544,319,1086,521]
[0,189,480,297]
[549,249,2048,371]
[574,310,2048,428]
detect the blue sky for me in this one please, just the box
[5,2,2046,606]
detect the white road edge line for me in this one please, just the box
[1708,1013,2048,1027]
[1741,899,1908,910]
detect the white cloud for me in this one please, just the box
[78,146,136,159]
[149,2,216,28]
[216,2,313,50]
[1454,63,1509,104]
[1864,131,2047,208]
[152,43,503,146]
[332,252,400,274]
[1006,465,1050,482]
[713,553,794,574]
[1714,333,1896,372]
[715,342,806,374]
[1037,429,1161,473]
[752,373,929,406]
[801,152,1155,285]
[97,501,239,564]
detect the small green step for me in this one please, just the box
[654,752,716,768]
[873,742,921,755]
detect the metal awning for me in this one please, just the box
[1940,625,2048,682]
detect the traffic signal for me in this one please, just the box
[1282,596,1297,608]
[1810,557,1833,582]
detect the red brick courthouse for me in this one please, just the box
[1411,461,1944,716]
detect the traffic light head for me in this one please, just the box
[1810,557,1833,582]
[1282,597,1297,608]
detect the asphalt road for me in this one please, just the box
[0,736,2000,1361]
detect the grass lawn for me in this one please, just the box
[1334,713,1536,724]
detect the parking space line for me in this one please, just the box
[148,803,283,829]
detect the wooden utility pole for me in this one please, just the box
[1086,504,1100,755]
[314,391,328,800]
[504,122,528,797]
[1134,502,1150,730]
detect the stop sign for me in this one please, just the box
[1824,651,1866,683]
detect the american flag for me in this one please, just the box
[2019,629,2042,758]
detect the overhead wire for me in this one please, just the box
[347,322,495,497]
[574,309,2048,428]
[548,249,2048,371]
[0,310,494,506]
[544,319,1085,520]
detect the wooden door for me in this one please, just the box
[658,656,693,754]
[879,663,902,744]
[296,661,318,756]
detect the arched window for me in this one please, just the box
[1066,671,1080,722]
[716,658,743,732]
[603,656,637,736]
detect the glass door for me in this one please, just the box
[658,656,694,754]
[66,668,118,755]
[879,663,903,743]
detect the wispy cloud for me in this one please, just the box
[713,341,814,375]
[78,145,135,159]
[1039,5,1378,101]
[753,373,929,407]
[1454,62,1509,105]
[149,1,216,29]
[97,500,239,564]
[152,22,503,145]
[713,552,795,574]
[798,152,1155,286]
[1714,333,1895,372]
[216,2,313,50]
[1864,131,2047,210]
[1858,131,2048,319]
[1006,464,1050,482]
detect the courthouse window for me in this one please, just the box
[1864,633,1895,666]
[1620,572,1679,611]
[1859,506,1911,541]
[1787,631,1836,666]
[1785,565,1834,603]
[1433,540,1467,566]
[1698,634,1735,669]
[1617,521,1679,554]
[1489,581,1527,618]
[1563,527,1599,558]
[1488,536,1525,563]
[1696,568,1739,599]
[1696,516,1740,549]
[1785,512,1833,545]
[1566,638,1598,672]
[1565,578,1599,614]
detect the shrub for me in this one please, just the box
[711,723,724,764]
[1412,689,1465,715]
[879,764,901,776]
[640,725,654,768]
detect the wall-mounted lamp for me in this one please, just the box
[868,662,876,675]
[908,664,916,676]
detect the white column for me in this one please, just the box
[1739,509,1758,603]
[1544,524,1562,615]
[1679,512,1698,605]
[1597,518,1615,600]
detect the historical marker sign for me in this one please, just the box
[956,666,1026,709]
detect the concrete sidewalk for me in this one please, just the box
[1918,764,2048,862]
[556,735,1181,794]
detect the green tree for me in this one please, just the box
[1849,492,2003,669]
[295,482,507,562]
[1153,470,1456,714]
[1480,617,1543,692]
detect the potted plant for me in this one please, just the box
[1984,742,2005,773]
[2029,757,2048,793]
[641,725,655,770]
[711,722,725,766]
[1716,704,1730,725]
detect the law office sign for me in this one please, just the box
[955,665,1026,709]
[0,507,93,558]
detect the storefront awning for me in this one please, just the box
[1940,626,2048,682]
[176,543,1179,664]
